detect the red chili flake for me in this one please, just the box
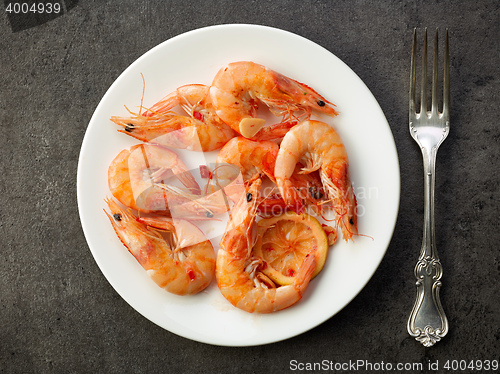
[187,269,196,281]
[193,111,204,121]
[199,165,211,179]
[287,269,296,277]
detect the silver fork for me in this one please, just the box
[407,28,450,347]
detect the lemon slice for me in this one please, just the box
[253,211,329,286]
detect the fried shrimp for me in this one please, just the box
[105,198,216,295]
[210,61,337,138]
[111,84,237,151]
[216,178,316,313]
[275,120,358,240]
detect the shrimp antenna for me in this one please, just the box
[139,72,146,116]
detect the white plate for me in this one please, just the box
[77,24,400,346]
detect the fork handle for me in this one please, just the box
[407,146,449,347]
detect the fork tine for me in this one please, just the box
[420,28,428,115]
[443,29,450,118]
[431,29,439,115]
[409,28,417,115]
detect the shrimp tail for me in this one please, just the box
[260,253,316,313]
[293,253,316,294]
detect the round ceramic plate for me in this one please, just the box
[77,24,400,346]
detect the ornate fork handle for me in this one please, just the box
[407,143,449,347]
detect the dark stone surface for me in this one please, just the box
[1,0,498,372]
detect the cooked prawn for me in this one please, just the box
[275,120,358,241]
[104,198,216,295]
[210,61,337,138]
[155,184,230,219]
[127,143,200,197]
[256,168,326,217]
[216,178,317,313]
[110,84,237,152]
[216,137,279,183]
[108,144,199,213]
[214,137,278,208]
[216,137,325,213]
[108,144,229,219]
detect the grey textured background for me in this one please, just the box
[1,1,498,373]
